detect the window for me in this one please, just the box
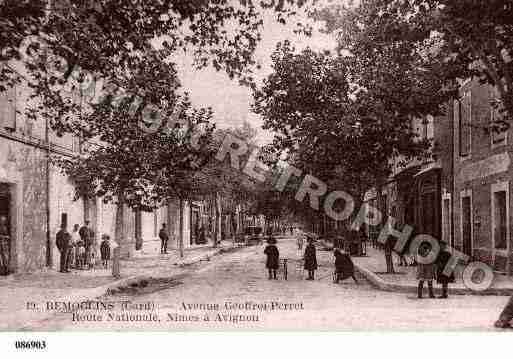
[411,116,433,142]
[0,85,16,131]
[61,213,68,229]
[492,182,509,252]
[72,136,81,154]
[490,86,507,146]
[458,92,472,157]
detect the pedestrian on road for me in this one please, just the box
[290,226,294,235]
[334,248,358,284]
[0,215,10,276]
[56,222,71,273]
[384,238,395,273]
[436,241,455,299]
[100,234,111,269]
[264,237,279,280]
[198,226,206,245]
[159,223,169,254]
[416,242,435,298]
[304,237,318,280]
[398,253,408,267]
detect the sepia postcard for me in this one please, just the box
[1,0,513,337]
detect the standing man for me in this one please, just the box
[0,216,10,275]
[79,220,92,269]
[56,222,71,273]
[436,241,455,299]
[159,223,169,254]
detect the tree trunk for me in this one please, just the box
[377,181,394,274]
[178,198,184,258]
[112,192,125,278]
[214,192,222,247]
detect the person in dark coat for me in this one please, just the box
[79,220,93,269]
[304,237,318,280]
[264,237,279,280]
[100,234,111,269]
[436,241,455,298]
[334,249,358,284]
[159,223,169,254]
[56,222,71,273]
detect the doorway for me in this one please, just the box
[0,183,12,275]
[461,194,472,256]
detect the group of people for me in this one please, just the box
[265,234,357,283]
[56,220,113,273]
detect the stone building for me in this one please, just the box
[0,76,213,273]
[364,103,455,253]
[451,79,512,274]
[364,77,513,275]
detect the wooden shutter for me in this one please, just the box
[459,92,471,156]
[0,85,16,131]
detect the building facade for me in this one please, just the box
[452,80,512,274]
[365,78,513,275]
[0,77,216,274]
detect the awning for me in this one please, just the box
[414,161,442,178]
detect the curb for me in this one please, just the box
[354,263,513,296]
[14,246,239,330]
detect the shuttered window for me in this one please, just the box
[0,85,16,131]
[458,92,471,156]
[491,86,507,145]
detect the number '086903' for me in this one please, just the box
[14,340,47,350]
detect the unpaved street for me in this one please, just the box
[30,237,509,331]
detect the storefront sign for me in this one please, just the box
[457,153,510,183]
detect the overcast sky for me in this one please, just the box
[174,8,337,145]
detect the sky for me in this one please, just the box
[174,7,337,145]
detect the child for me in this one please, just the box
[76,240,85,269]
[416,242,435,298]
[264,237,279,280]
[100,234,111,269]
[334,248,358,284]
[304,237,317,280]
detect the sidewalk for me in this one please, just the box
[353,247,513,296]
[0,241,239,330]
